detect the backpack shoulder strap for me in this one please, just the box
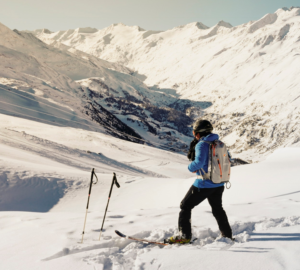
[202,140,220,180]
[202,140,213,145]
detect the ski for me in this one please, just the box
[115,230,198,246]
[115,230,168,246]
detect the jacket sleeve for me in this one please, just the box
[188,141,208,173]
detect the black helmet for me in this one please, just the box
[193,119,213,134]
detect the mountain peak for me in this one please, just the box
[276,6,300,16]
[76,27,98,34]
[195,22,209,30]
[110,23,145,31]
[289,6,300,10]
[42,28,52,34]
[176,22,208,30]
[0,21,13,35]
[216,20,233,28]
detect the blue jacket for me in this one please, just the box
[188,133,225,189]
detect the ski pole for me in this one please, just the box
[99,172,120,241]
[81,168,98,243]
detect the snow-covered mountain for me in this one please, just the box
[1,8,300,270]
[32,7,300,161]
[0,21,194,151]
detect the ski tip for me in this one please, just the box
[115,230,126,238]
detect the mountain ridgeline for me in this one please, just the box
[30,7,300,161]
[1,7,300,161]
[0,21,195,153]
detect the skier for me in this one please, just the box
[165,119,233,244]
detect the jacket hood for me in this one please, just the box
[200,133,219,142]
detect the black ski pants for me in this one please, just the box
[179,185,232,239]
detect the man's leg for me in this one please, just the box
[179,186,213,238]
[207,186,232,238]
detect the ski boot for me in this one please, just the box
[221,233,235,242]
[164,234,191,244]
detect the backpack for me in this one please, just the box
[200,140,231,186]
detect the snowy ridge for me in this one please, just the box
[32,7,300,161]
[0,21,196,150]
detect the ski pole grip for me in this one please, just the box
[113,173,120,188]
[88,168,95,195]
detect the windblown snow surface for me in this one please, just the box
[0,114,300,270]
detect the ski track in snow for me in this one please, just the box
[0,128,167,178]
[42,216,300,269]
[0,115,300,269]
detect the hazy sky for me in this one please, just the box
[1,0,299,31]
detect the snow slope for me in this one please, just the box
[33,7,300,161]
[0,21,195,150]
[0,113,300,269]
[1,8,300,269]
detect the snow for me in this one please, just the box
[0,21,193,150]
[248,13,278,33]
[1,7,300,270]
[0,113,300,269]
[32,7,300,161]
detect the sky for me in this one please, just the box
[1,0,300,31]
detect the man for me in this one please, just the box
[166,119,233,244]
